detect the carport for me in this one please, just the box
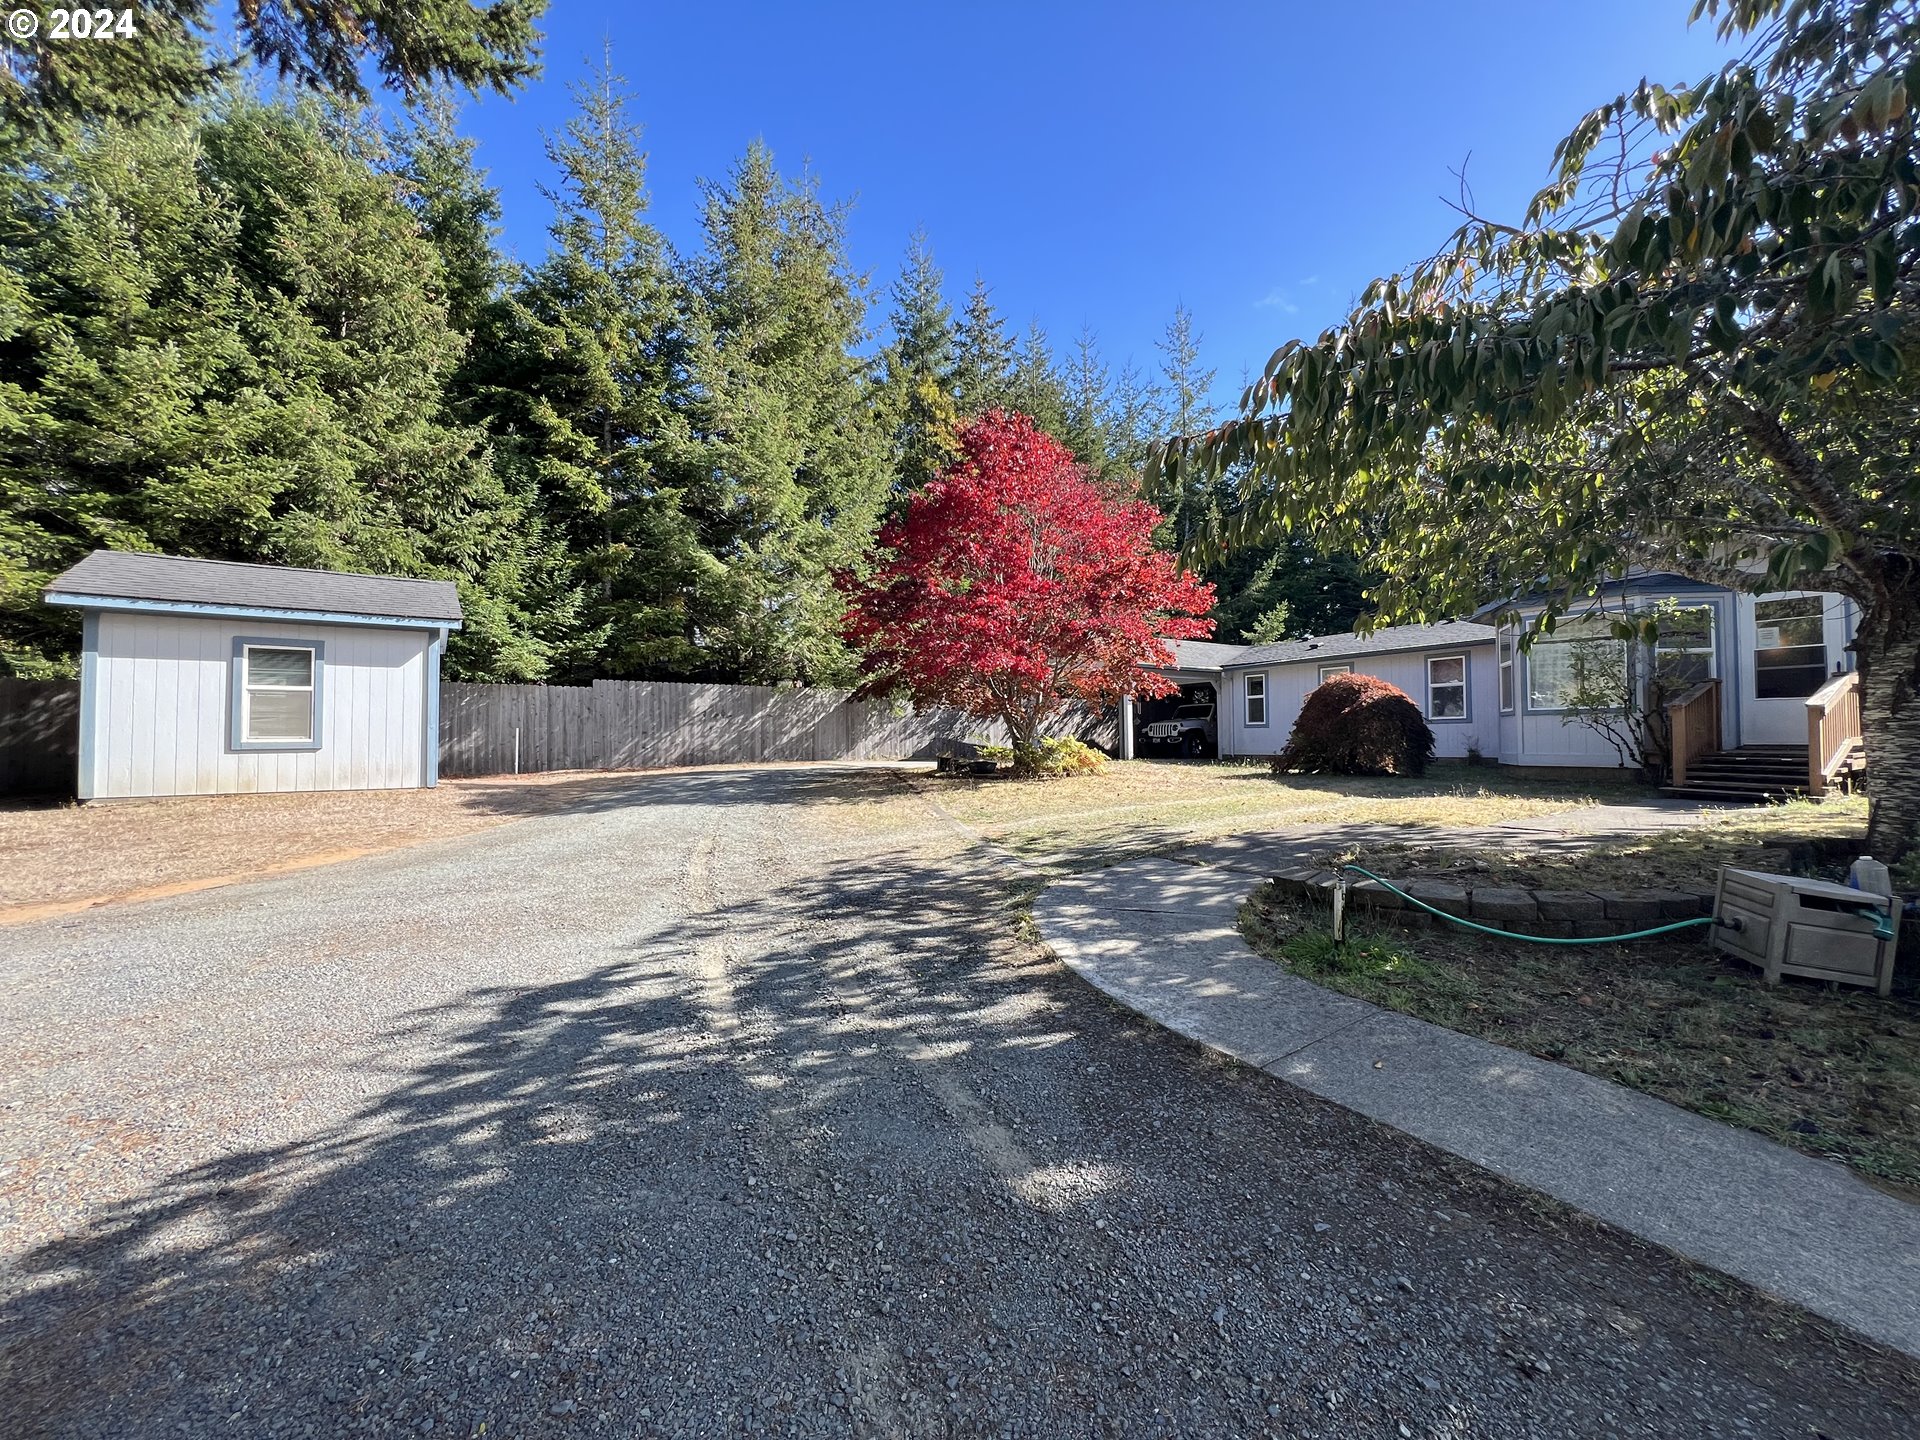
[1119,639,1248,760]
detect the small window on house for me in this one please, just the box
[1317,663,1351,684]
[1498,639,1515,714]
[1245,673,1268,726]
[242,645,316,742]
[1753,595,1827,698]
[1653,606,1716,693]
[1427,655,1467,720]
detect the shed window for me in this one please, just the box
[1245,673,1268,727]
[243,645,316,742]
[1498,639,1515,714]
[1427,655,1467,720]
[1317,663,1351,684]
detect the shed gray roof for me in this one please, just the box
[1226,620,1494,669]
[45,550,463,623]
[1159,639,1249,671]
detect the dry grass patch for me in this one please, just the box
[1329,795,1870,895]
[905,759,1641,873]
[1242,881,1920,1193]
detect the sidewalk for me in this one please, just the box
[1033,838,1920,1359]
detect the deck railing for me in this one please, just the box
[1665,677,1721,787]
[1806,670,1862,797]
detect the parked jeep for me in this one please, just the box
[1142,703,1217,757]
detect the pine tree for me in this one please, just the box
[686,141,889,685]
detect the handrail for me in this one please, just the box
[1665,677,1720,787]
[1805,670,1862,797]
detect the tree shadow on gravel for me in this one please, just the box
[5,841,1920,1440]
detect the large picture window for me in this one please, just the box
[1753,596,1828,698]
[1426,655,1467,720]
[1526,617,1627,712]
[231,638,323,750]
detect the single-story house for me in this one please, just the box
[44,550,462,799]
[1144,575,1864,794]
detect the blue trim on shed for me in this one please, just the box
[77,610,99,801]
[229,636,326,752]
[45,592,460,632]
[424,628,445,787]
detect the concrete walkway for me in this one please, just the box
[1033,815,1920,1360]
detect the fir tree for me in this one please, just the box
[686,142,889,685]
[1152,304,1218,547]
[877,230,961,498]
[950,275,1016,417]
[464,51,711,679]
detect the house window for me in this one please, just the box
[1317,663,1351,684]
[233,640,322,749]
[1652,606,1716,692]
[1427,655,1467,720]
[1498,639,1515,714]
[1526,616,1627,711]
[1753,596,1827,698]
[1245,673,1268,726]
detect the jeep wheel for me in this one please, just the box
[1183,733,1208,758]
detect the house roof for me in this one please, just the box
[1225,620,1495,669]
[45,550,463,624]
[1470,573,1728,620]
[1159,639,1250,672]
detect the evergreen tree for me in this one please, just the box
[1152,305,1218,547]
[950,275,1016,417]
[1060,325,1113,473]
[1006,321,1068,440]
[462,52,712,679]
[4,0,547,131]
[0,93,542,677]
[388,94,584,681]
[877,230,961,498]
[685,141,889,685]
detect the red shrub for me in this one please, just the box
[1274,673,1436,777]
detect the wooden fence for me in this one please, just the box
[2,674,1119,793]
[0,678,79,796]
[439,679,1115,778]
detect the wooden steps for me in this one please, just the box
[1661,744,1820,803]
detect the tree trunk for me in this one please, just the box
[1857,582,1920,865]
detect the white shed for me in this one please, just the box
[44,551,462,799]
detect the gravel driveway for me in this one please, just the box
[2,764,1917,1438]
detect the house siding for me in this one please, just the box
[86,611,430,797]
[1222,645,1497,760]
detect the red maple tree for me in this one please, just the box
[840,411,1215,758]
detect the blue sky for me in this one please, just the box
[456,1,1738,413]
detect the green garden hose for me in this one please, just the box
[1336,864,1718,947]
